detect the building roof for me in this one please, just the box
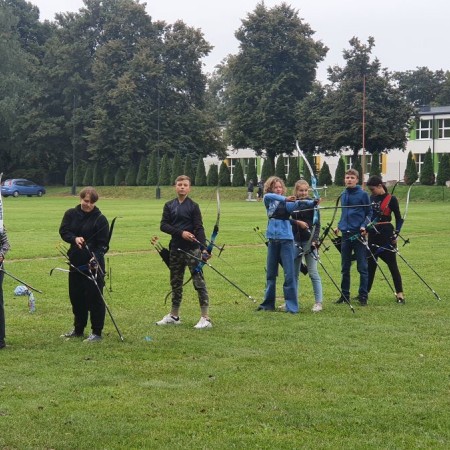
[418,105,450,115]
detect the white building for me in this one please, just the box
[204,106,450,184]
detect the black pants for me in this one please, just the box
[68,270,105,336]
[368,231,403,293]
[0,271,5,342]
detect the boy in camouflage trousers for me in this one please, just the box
[156,175,212,329]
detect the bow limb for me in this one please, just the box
[296,141,320,251]
[194,189,221,272]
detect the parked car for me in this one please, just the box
[1,179,46,197]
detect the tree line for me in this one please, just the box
[1,0,450,186]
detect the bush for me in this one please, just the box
[195,159,207,186]
[207,164,218,186]
[318,161,333,186]
[219,161,231,186]
[436,153,450,186]
[286,157,300,187]
[404,151,418,185]
[334,157,346,186]
[232,160,245,186]
[261,158,274,180]
[419,148,435,185]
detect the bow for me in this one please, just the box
[193,189,224,273]
[296,142,321,252]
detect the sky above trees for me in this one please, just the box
[32,0,450,80]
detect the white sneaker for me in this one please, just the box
[194,317,212,329]
[83,333,102,343]
[312,302,323,312]
[156,314,181,325]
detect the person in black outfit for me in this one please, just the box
[366,176,405,303]
[59,187,109,341]
[156,175,212,329]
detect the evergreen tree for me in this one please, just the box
[136,156,148,186]
[436,153,450,186]
[232,160,245,186]
[219,161,231,186]
[286,157,300,187]
[419,148,435,185]
[195,158,207,186]
[65,165,73,187]
[159,154,171,185]
[334,157,346,186]
[114,167,125,186]
[352,157,363,184]
[369,151,381,177]
[275,155,286,181]
[318,161,333,186]
[207,163,219,186]
[171,151,183,184]
[147,151,158,186]
[246,158,258,184]
[183,155,194,181]
[261,158,274,181]
[404,151,418,185]
[93,162,104,186]
[103,166,115,186]
[76,162,85,186]
[125,163,137,186]
[83,166,94,186]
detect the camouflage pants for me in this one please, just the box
[169,248,209,309]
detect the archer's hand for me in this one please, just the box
[201,251,211,261]
[0,256,4,264]
[88,257,98,272]
[182,231,197,242]
[285,195,297,202]
[295,220,309,230]
[75,236,85,249]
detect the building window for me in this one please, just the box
[228,158,236,177]
[438,118,450,139]
[414,153,426,174]
[417,119,432,139]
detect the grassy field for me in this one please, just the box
[1,186,449,449]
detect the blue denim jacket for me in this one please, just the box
[264,193,315,240]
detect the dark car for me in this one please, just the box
[1,179,46,197]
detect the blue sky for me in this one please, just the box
[32,0,450,81]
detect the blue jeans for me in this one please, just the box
[260,239,298,313]
[294,240,323,303]
[340,232,368,299]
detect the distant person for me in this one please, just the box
[247,179,254,201]
[366,176,405,303]
[257,180,264,201]
[0,227,11,349]
[59,187,110,342]
[334,169,371,306]
[156,175,212,329]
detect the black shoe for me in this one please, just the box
[396,296,405,304]
[60,329,84,338]
[256,306,274,311]
[335,296,348,304]
[358,297,368,306]
[0,340,5,349]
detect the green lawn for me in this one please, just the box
[0,187,449,449]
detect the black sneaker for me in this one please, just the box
[60,329,84,338]
[396,296,405,304]
[335,296,348,304]
[358,297,368,306]
[0,340,5,349]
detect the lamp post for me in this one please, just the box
[71,94,76,196]
[156,91,161,199]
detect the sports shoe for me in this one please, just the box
[60,329,84,338]
[194,317,212,329]
[312,302,323,312]
[83,333,102,343]
[156,314,181,325]
[277,304,286,312]
[0,340,5,349]
[335,296,347,304]
[396,296,405,304]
